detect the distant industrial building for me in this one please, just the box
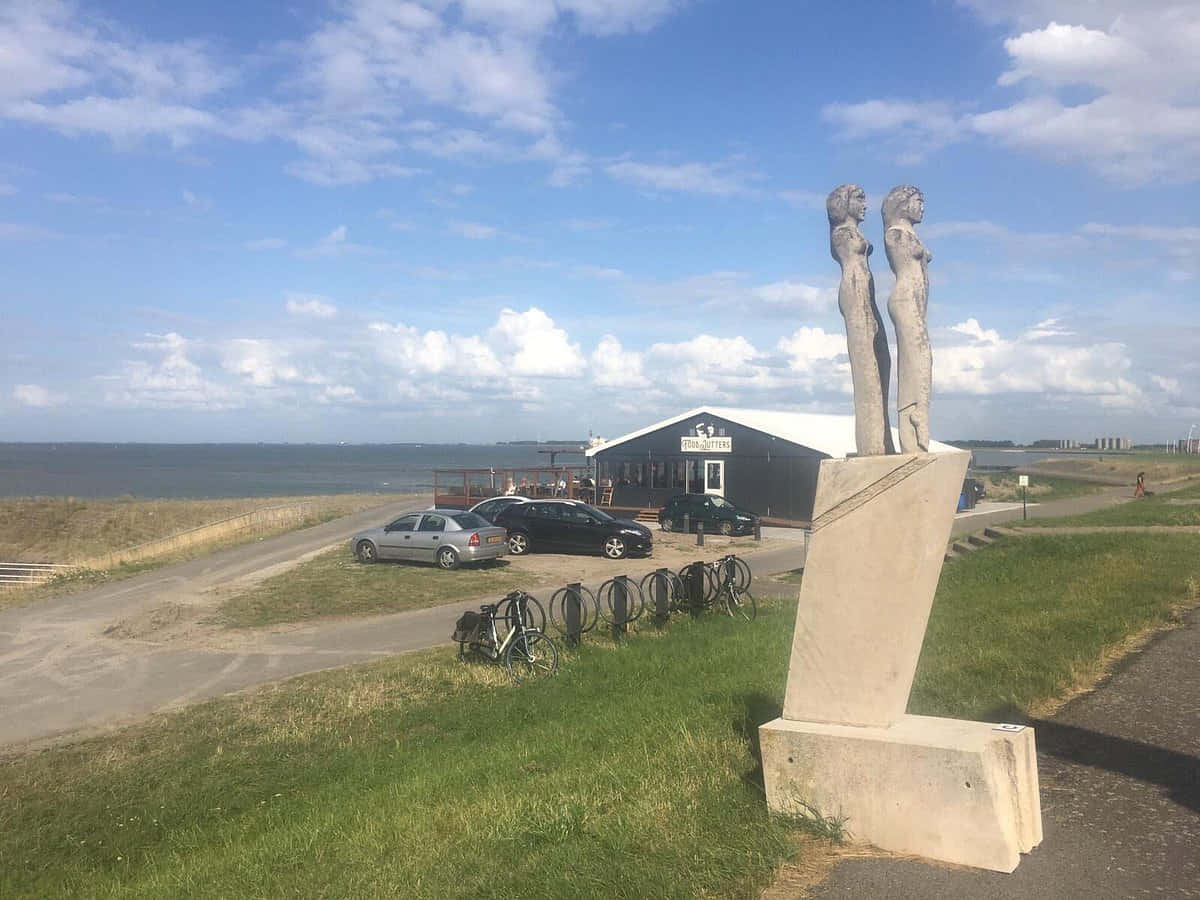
[1179,438,1200,454]
[1094,437,1131,450]
[1032,439,1080,449]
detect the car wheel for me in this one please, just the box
[355,540,378,563]
[660,517,674,533]
[508,532,530,555]
[603,536,627,559]
[436,545,459,570]
[718,520,734,536]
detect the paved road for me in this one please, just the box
[811,602,1200,899]
[0,499,428,747]
[0,480,1144,749]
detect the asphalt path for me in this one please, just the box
[811,602,1200,899]
[0,481,1140,749]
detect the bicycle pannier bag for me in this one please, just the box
[452,611,484,643]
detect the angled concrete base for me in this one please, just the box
[760,714,1042,873]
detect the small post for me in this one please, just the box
[1023,486,1027,521]
[754,519,762,541]
[612,575,629,639]
[688,562,705,617]
[654,567,669,626]
[566,581,582,647]
[682,512,690,534]
[696,519,704,547]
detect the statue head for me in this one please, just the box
[827,184,866,226]
[882,185,924,226]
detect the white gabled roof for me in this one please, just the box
[585,406,957,460]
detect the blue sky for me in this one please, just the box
[3,0,1198,444]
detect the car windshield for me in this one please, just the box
[574,503,614,522]
[451,512,488,529]
[710,497,735,509]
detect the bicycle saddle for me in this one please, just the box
[479,603,497,613]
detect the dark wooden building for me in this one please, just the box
[585,406,867,523]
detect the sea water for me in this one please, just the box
[0,443,572,499]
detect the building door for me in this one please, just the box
[704,459,725,497]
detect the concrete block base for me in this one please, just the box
[760,714,1042,872]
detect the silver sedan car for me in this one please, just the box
[351,509,508,570]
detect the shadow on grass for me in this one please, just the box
[983,704,1200,815]
[733,691,782,794]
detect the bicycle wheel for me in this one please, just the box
[498,592,546,638]
[597,578,644,625]
[722,586,757,621]
[677,563,713,610]
[549,585,599,634]
[504,630,560,682]
[723,555,752,591]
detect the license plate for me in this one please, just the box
[487,535,503,543]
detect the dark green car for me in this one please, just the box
[658,494,758,536]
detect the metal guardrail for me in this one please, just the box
[0,562,77,586]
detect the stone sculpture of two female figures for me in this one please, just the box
[827,184,932,456]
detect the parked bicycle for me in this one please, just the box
[454,591,559,682]
[676,555,755,620]
[677,555,751,607]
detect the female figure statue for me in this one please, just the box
[827,184,895,456]
[883,185,932,454]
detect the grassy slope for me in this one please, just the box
[1015,480,1200,528]
[3,533,1198,898]
[216,549,552,627]
[0,495,410,563]
[1028,453,1200,484]
[974,472,1105,503]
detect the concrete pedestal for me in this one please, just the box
[762,450,1042,871]
[759,715,1042,872]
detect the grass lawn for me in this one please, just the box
[1013,480,1200,529]
[0,494,415,613]
[1027,452,1200,484]
[974,472,1106,503]
[215,548,553,627]
[0,494,403,564]
[3,533,1198,898]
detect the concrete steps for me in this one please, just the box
[945,526,1017,562]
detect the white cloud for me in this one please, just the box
[298,224,373,258]
[285,294,338,318]
[12,384,66,408]
[821,100,963,162]
[936,317,1143,407]
[590,335,646,387]
[450,221,499,239]
[754,281,836,313]
[1,0,688,186]
[221,339,306,388]
[605,159,760,196]
[181,188,211,211]
[245,237,287,250]
[830,4,1200,183]
[950,318,1001,344]
[101,332,237,410]
[488,307,581,376]
[0,222,62,241]
[776,327,847,374]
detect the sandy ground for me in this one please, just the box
[104,528,791,649]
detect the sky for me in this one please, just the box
[2,0,1198,445]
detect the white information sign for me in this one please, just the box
[1018,475,1029,487]
[680,436,732,453]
